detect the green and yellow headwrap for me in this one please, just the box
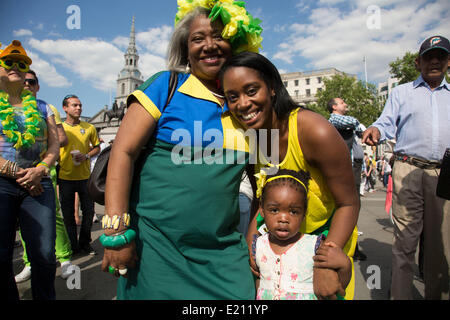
[175,0,263,54]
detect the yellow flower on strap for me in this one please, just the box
[255,164,277,198]
[255,170,267,199]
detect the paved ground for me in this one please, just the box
[352,185,424,300]
[13,182,425,300]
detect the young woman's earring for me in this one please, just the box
[186,62,191,73]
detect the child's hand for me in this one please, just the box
[313,241,349,271]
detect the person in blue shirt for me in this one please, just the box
[363,35,450,300]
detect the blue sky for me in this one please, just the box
[1,0,449,117]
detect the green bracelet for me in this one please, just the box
[99,229,136,248]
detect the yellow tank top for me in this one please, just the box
[255,108,357,299]
[256,107,337,233]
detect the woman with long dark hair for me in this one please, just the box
[220,52,360,299]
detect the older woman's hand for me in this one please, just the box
[101,242,139,278]
[313,267,345,300]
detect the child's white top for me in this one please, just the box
[255,233,319,300]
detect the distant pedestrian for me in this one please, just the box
[364,154,375,193]
[381,156,392,188]
[363,35,450,300]
[328,97,367,261]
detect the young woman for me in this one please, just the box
[220,51,360,299]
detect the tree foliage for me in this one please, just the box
[389,51,419,84]
[309,74,382,127]
[389,51,450,84]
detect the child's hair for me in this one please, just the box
[260,169,311,209]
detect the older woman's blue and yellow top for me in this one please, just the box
[117,71,255,300]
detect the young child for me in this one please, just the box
[253,169,351,300]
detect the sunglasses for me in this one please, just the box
[0,59,30,72]
[24,78,38,86]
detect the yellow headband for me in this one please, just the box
[256,173,308,199]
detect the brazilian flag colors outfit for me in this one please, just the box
[21,103,72,266]
[117,71,255,299]
[255,107,358,300]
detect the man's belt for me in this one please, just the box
[394,153,441,169]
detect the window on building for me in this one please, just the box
[295,90,299,96]
[295,80,299,86]
[121,83,125,95]
[284,81,288,87]
[317,77,322,84]
[306,78,310,85]
[306,89,311,96]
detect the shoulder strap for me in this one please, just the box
[161,71,178,114]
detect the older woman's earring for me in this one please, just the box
[186,62,191,73]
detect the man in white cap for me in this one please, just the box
[363,35,450,299]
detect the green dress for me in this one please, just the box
[117,72,255,299]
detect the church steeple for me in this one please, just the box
[116,16,143,108]
[126,16,137,56]
[124,16,138,68]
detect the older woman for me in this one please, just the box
[101,1,262,299]
[220,52,360,300]
[0,40,59,300]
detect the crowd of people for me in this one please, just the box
[1,0,448,301]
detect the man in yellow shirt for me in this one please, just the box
[59,94,100,255]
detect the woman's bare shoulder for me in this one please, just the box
[297,109,336,141]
